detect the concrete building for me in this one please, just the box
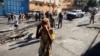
[29,0,74,13]
[74,0,89,8]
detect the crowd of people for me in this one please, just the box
[7,11,63,30]
[6,11,63,52]
[7,13,26,32]
[34,10,64,56]
[7,13,26,24]
[5,8,98,56]
[5,10,65,56]
[35,9,98,56]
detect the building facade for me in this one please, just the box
[29,0,74,12]
[74,0,89,8]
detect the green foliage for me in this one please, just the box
[87,0,98,7]
[98,0,100,5]
[0,0,4,2]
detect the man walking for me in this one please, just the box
[58,12,63,28]
[90,11,96,24]
[49,13,55,28]
[7,14,11,24]
[10,13,14,22]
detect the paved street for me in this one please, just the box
[0,12,100,56]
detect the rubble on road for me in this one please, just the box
[0,22,38,44]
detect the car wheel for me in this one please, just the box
[81,14,84,18]
[78,14,84,18]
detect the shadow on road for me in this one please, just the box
[82,42,100,56]
[66,17,74,21]
[0,23,7,24]
[26,21,36,24]
[0,30,13,33]
[9,33,40,50]
[81,30,100,56]
[77,24,89,27]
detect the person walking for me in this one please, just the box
[38,12,41,21]
[45,11,50,18]
[49,14,55,28]
[21,14,25,24]
[35,13,39,21]
[7,14,11,24]
[36,18,55,56]
[90,11,96,24]
[18,13,22,24]
[13,15,19,34]
[10,13,14,22]
[58,12,63,28]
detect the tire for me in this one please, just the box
[78,14,84,18]
[81,14,84,18]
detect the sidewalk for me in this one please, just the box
[77,11,100,28]
[0,18,38,31]
[87,23,100,29]
[0,18,39,39]
[86,12,100,29]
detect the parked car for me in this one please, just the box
[66,9,85,19]
[63,11,67,19]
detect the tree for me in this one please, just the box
[98,0,100,5]
[87,0,98,7]
[0,0,4,2]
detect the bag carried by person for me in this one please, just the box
[49,29,56,40]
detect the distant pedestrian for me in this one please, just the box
[10,13,14,22]
[90,11,96,24]
[36,18,55,56]
[45,11,50,18]
[21,14,26,24]
[14,16,19,34]
[58,12,63,28]
[7,14,11,24]
[38,12,41,21]
[41,12,44,19]
[18,13,22,24]
[49,14,55,28]
[35,13,39,21]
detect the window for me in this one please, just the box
[39,3,43,6]
[35,3,38,5]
